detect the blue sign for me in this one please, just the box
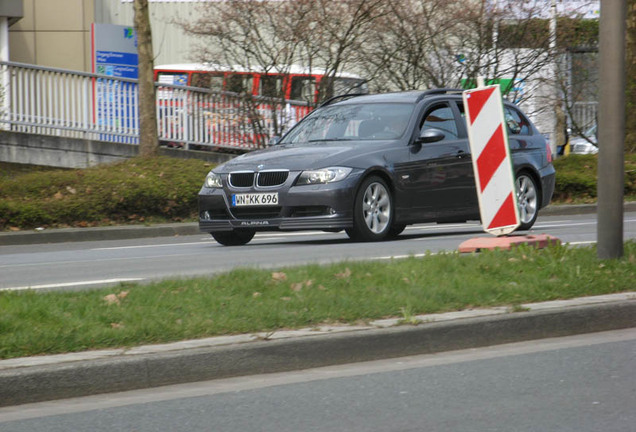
[92,24,139,79]
[92,24,140,143]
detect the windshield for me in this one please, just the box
[280,103,414,144]
[584,125,597,139]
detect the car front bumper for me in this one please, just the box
[198,174,361,233]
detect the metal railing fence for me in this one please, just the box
[0,61,312,151]
[570,101,598,134]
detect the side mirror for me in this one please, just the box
[268,136,281,146]
[416,128,445,144]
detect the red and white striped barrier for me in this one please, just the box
[463,85,520,236]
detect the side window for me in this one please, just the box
[191,72,223,91]
[421,104,459,140]
[504,106,531,135]
[290,76,316,101]
[191,73,210,89]
[260,75,283,98]
[456,100,466,121]
[191,73,223,91]
[209,75,224,92]
[226,73,253,94]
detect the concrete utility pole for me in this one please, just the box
[597,0,626,259]
[548,0,559,158]
[133,0,159,157]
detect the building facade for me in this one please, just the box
[8,0,196,72]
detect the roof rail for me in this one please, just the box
[416,88,465,102]
[318,93,365,108]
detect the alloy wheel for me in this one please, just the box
[516,174,539,229]
[362,182,391,234]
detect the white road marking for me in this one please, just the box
[91,225,483,250]
[0,278,145,292]
[375,252,438,260]
[534,221,597,229]
[535,218,636,230]
[93,241,208,251]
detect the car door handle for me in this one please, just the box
[456,150,468,159]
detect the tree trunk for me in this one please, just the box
[133,0,159,157]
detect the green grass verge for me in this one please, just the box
[1,242,634,359]
[0,157,212,230]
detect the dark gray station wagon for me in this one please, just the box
[199,89,555,245]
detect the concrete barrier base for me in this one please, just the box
[458,234,561,253]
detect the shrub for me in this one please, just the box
[552,154,636,203]
[0,157,213,230]
[1,154,635,231]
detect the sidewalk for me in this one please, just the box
[1,292,634,407]
[1,202,635,246]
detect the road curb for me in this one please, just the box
[0,223,201,246]
[1,297,634,407]
[1,202,634,246]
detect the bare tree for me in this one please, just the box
[181,0,385,101]
[179,0,386,144]
[356,0,472,91]
[292,0,387,101]
[179,0,607,151]
[182,0,300,76]
[134,0,159,157]
[356,0,600,149]
[180,0,307,139]
[358,1,557,100]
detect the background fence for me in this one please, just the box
[570,101,598,134]
[0,61,598,150]
[0,62,312,151]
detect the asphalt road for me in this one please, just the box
[1,212,635,291]
[1,329,634,431]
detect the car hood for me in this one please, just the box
[570,136,597,145]
[216,141,387,172]
[569,136,598,154]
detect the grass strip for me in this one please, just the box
[1,241,634,360]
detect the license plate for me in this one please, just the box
[232,193,279,207]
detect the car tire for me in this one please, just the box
[388,224,406,238]
[211,230,255,246]
[515,172,540,231]
[346,176,394,242]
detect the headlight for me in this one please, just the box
[296,167,352,185]
[205,172,222,188]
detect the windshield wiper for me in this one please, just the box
[308,137,353,142]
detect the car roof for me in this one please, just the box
[326,89,465,107]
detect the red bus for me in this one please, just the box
[154,63,368,103]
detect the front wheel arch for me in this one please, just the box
[515,170,542,231]
[346,175,395,242]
